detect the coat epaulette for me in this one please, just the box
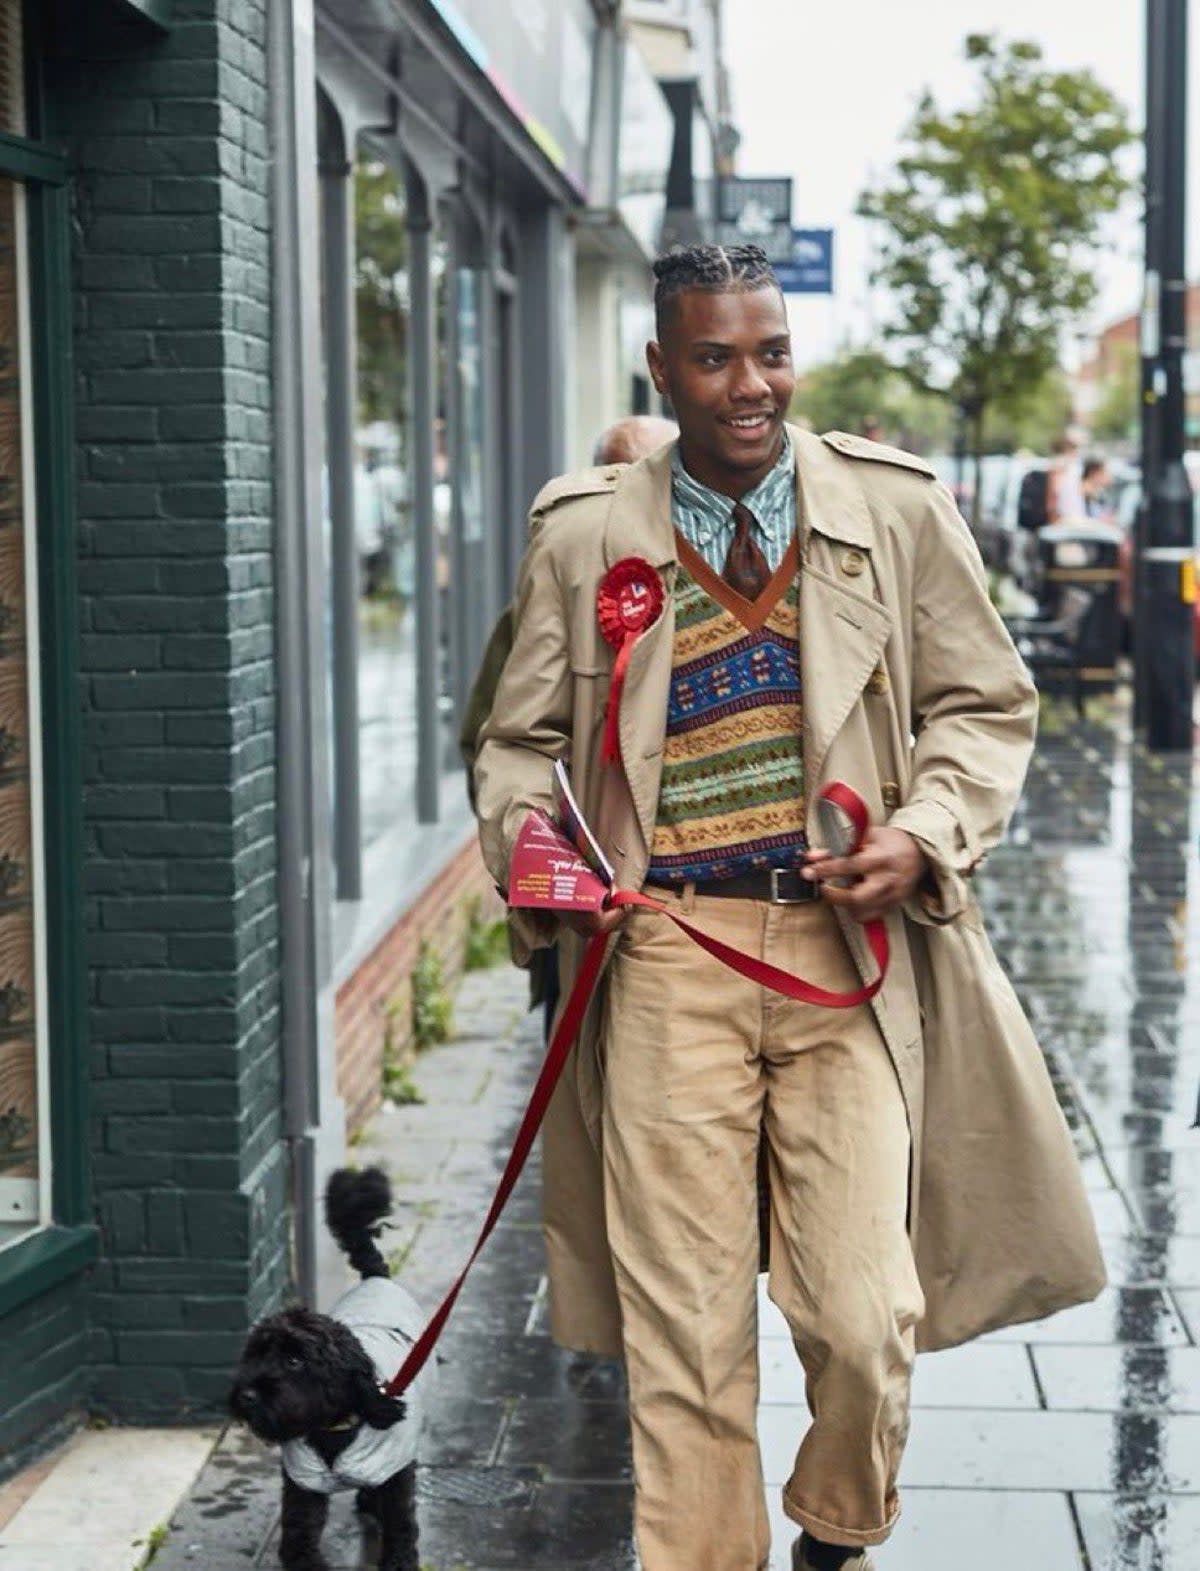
[820,431,937,480]
[530,464,625,520]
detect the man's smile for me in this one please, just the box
[721,410,776,436]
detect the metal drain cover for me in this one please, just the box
[417,1467,534,1507]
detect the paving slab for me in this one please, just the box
[0,1426,218,1571]
[1032,1344,1200,1412]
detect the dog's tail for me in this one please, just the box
[324,1166,392,1280]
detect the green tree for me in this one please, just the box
[985,366,1074,453]
[1090,342,1139,447]
[857,34,1135,520]
[792,347,952,452]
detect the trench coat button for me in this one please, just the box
[840,548,867,577]
[881,781,901,810]
[867,666,889,695]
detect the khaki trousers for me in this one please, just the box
[602,890,923,1571]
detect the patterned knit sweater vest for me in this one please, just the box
[647,534,807,886]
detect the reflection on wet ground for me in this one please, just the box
[157,707,1199,1570]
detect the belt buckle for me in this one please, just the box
[769,867,809,905]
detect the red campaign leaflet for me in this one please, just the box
[551,759,615,886]
[508,811,611,913]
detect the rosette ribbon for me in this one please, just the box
[597,557,664,765]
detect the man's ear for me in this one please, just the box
[646,339,668,398]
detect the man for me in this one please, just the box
[474,245,1104,1571]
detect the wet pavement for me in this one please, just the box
[155,699,1200,1571]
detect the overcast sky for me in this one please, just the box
[722,0,1198,369]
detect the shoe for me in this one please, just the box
[791,1532,875,1570]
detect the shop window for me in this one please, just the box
[351,153,423,850]
[446,209,489,728]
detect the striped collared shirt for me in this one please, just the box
[670,432,796,574]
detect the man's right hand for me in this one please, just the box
[559,904,626,938]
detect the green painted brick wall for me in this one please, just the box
[1,0,293,1441]
[0,1275,91,1471]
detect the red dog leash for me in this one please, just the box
[383,783,885,1398]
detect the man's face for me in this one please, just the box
[646,285,795,496]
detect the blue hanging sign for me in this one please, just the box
[774,229,834,295]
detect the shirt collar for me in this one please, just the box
[671,431,794,543]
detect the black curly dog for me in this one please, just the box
[229,1169,419,1571]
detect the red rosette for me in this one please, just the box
[598,557,663,646]
[597,557,663,765]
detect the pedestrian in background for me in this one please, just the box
[1048,428,1087,521]
[1082,455,1114,519]
[473,244,1104,1571]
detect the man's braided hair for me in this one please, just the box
[652,243,781,334]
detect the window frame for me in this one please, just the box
[0,120,96,1315]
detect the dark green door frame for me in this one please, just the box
[0,130,96,1318]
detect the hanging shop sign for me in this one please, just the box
[774,228,835,295]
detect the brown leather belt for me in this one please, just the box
[660,867,819,905]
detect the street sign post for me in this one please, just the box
[774,228,834,295]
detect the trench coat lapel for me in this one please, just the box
[792,429,893,789]
[603,448,677,853]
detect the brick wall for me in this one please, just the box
[0,1276,90,1472]
[36,0,289,1426]
[335,838,504,1133]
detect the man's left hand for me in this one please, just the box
[803,827,929,922]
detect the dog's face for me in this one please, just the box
[229,1306,388,1444]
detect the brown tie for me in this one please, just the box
[722,501,771,602]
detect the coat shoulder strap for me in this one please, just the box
[530,464,624,523]
[820,431,937,480]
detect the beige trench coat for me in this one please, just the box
[474,426,1106,1357]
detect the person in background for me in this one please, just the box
[593,414,679,466]
[1082,456,1114,519]
[460,414,679,1034]
[1048,428,1087,521]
